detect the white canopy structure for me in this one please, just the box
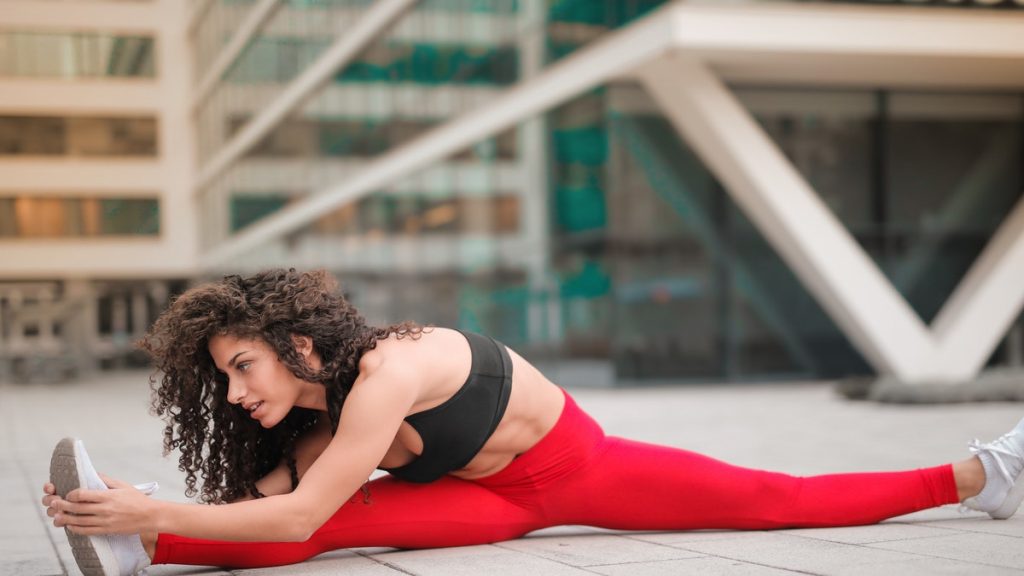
[196,1,1024,385]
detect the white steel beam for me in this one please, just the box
[186,0,216,36]
[664,3,1024,59]
[932,195,1024,379]
[198,0,1024,384]
[199,6,675,268]
[193,0,419,193]
[191,0,283,112]
[636,55,939,383]
[659,3,1024,89]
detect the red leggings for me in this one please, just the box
[154,391,958,569]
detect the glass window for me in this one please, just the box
[0,198,15,234]
[602,87,876,381]
[226,38,517,86]
[886,93,1023,323]
[242,117,508,159]
[0,196,159,238]
[336,43,518,86]
[229,192,519,235]
[231,195,290,232]
[96,198,161,235]
[193,0,259,81]
[215,1,515,14]
[755,107,874,229]
[0,116,65,155]
[0,116,157,157]
[0,31,155,79]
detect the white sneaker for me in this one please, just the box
[49,437,156,576]
[962,417,1024,520]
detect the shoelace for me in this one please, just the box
[968,431,1024,485]
[132,481,159,496]
[959,430,1024,514]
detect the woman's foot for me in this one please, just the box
[49,438,155,576]
[961,417,1024,519]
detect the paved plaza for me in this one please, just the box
[2,371,1023,575]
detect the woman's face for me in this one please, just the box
[209,333,320,428]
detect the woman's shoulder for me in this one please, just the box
[356,327,467,380]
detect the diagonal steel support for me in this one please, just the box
[194,0,419,193]
[636,55,940,382]
[196,1,1024,384]
[932,193,1024,379]
[198,8,674,268]
[638,54,1024,385]
[191,0,283,112]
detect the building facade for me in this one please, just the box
[1,0,1023,385]
[0,0,194,380]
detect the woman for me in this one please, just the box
[42,269,1024,576]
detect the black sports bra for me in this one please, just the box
[379,329,513,483]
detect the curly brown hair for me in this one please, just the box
[138,268,422,504]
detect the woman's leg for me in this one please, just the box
[153,475,545,568]
[545,436,960,530]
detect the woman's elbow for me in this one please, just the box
[288,527,316,543]
[280,519,317,542]
[285,504,326,542]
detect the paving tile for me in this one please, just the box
[834,557,1023,576]
[666,531,926,574]
[626,530,773,547]
[0,491,49,537]
[0,557,64,576]
[496,532,701,567]
[0,459,65,576]
[48,524,83,576]
[527,525,607,538]
[7,374,1024,576]
[890,506,982,523]
[917,516,1024,539]
[781,522,956,544]
[868,531,1024,570]
[145,566,231,576]
[0,534,63,576]
[586,556,800,575]
[369,544,594,575]
[236,549,406,575]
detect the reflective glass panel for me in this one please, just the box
[0,116,157,157]
[0,197,160,237]
[0,32,155,78]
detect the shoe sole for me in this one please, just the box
[992,468,1024,520]
[49,437,119,576]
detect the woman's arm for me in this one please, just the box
[56,361,419,542]
[231,414,334,502]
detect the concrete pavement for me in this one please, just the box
[2,371,1022,575]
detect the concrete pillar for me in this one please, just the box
[132,287,149,338]
[111,289,129,366]
[64,279,99,374]
[931,194,1024,378]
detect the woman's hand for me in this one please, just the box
[43,475,159,536]
[41,482,59,515]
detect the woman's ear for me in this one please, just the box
[292,335,314,359]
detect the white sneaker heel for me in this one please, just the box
[961,418,1024,520]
